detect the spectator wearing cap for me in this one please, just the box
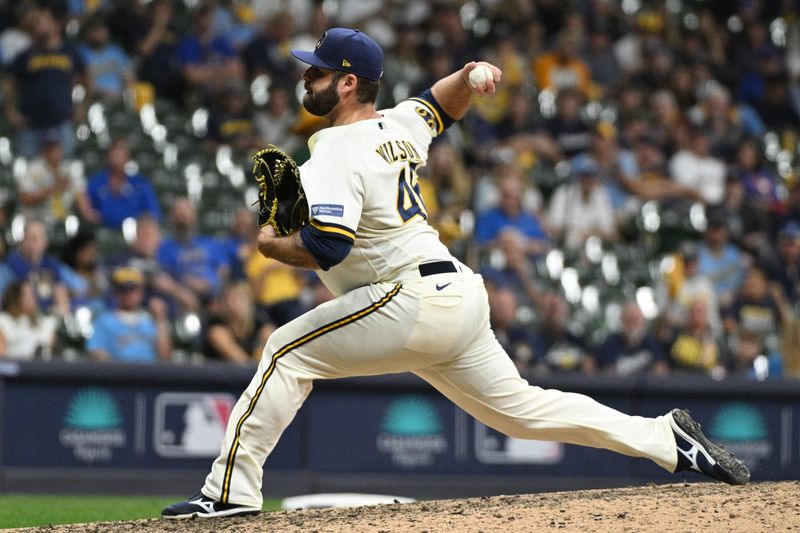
[15,130,94,230]
[547,159,616,250]
[570,122,639,216]
[2,4,90,158]
[87,266,171,363]
[697,209,749,308]
[85,138,161,229]
[668,127,726,206]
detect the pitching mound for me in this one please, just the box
[18,481,799,532]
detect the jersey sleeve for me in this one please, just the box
[300,147,363,244]
[393,89,456,143]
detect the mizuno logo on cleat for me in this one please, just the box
[677,445,703,473]
[436,282,451,291]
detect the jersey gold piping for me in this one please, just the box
[220,284,402,503]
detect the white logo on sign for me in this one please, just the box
[154,393,235,458]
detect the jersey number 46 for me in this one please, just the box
[396,162,428,223]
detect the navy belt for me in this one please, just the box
[419,261,457,277]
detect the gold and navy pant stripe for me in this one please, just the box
[220,284,402,503]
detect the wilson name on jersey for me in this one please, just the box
[299,97,453,296]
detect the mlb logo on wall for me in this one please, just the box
[153,393,235,458]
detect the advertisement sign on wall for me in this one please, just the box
[59,387,127,464]
[474,422,564,465]
[707,402,774,471]
[376,395,448,468]
[153,392,236,458]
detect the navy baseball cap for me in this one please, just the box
[291,28,384,81]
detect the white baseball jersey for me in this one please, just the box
[201,94,679,508]
[299,98,452,296]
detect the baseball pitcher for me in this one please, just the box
[163,28,749,519]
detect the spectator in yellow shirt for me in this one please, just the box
[245,250,305,327]
[533,28,595,97]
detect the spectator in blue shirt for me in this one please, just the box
[3,219,70,315]
[158,197,229,304]
[217,207,257,282]
[697,209,749,308]
[3,4,90,158]
[112,214,200,318]
[178,4,244,101]
[595,301,669,376]
[480,227,544,310]
[78,15,135,101]
[87,265,171,363]
[474,173,550,256]
[86,139,161,228]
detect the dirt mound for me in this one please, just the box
[17,481,800,532]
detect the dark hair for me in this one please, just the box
[355,76,380,104]
[331,71,379,104]
[1,280,36,322]
[61,231,96,269]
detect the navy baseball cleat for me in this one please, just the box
[161,493,261,519]
[669,409,750,485]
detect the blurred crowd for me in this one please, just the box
[1,0,799,381]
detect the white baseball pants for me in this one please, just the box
[202,269,678,507]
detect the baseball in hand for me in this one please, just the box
[468,65,493,90]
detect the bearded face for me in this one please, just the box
[303,71,343,116]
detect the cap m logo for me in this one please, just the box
[315,31,327,50]
[342,59,351,67]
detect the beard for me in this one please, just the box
[303,76,341,116]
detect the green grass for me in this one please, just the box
[0,494,282,529]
